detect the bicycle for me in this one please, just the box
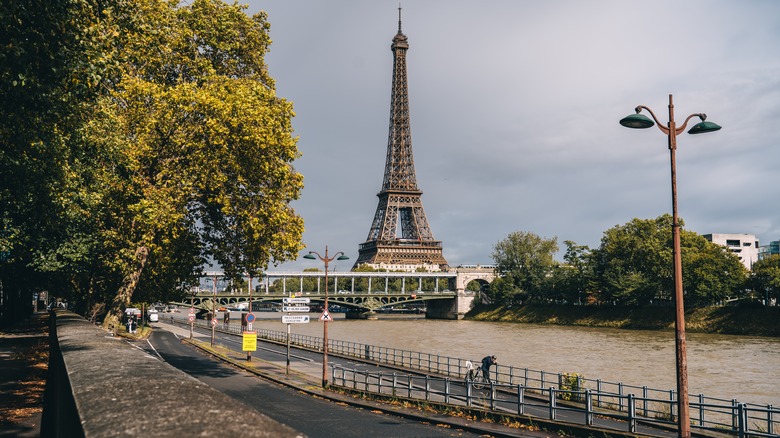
[465,366,491,390]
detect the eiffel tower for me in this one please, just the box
[354,9,448,272]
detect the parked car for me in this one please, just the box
[147,310,159,322]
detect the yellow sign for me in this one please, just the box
[242,332,257,352]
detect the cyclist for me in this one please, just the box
[481,355,497,383]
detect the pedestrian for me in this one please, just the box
[481,355,497,383]
[464,359,476,380]
[130,316,137,334]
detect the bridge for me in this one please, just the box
[175,266,496,320]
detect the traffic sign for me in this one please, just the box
[282,315,310,324]
[210,318,217,327]
[188,315,194,323]
[242,332,257,351]
[245,313,256,323]
[282,306,310,312]
[320,311,333,322]
[283,297,311,304]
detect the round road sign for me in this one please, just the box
[188,315,194,322]
[245,313,256,323]
[211,318,217,327]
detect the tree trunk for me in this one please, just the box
[103,245,149,334]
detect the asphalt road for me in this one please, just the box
[138,330,483,438]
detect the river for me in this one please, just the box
[247,312,779,407]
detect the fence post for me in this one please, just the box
[407,374,412,399]
[444,378,450,404]
[628,394,636,433]
[466,381,473,407]
[364,370,369,392]
[549,387,557,420]
[517,385,525,415]
[737,403,746,438]
[732,399,739,431]
[767,404,774,435]
[490,383,496,410]
[618,382,624,412]
[698,393,705,426]
[365,344,371,361]
[596,379,602,408]
[642,385,648,417]
[585,389,593,426]
[425,375,430,401]
[392,372,397,397]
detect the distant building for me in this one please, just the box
[703,233,759,270]
[759,240,780,260]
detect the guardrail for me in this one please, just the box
[180,316,778,437]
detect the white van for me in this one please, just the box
[147,310,159,322]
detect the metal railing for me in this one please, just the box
[180,317,778,437]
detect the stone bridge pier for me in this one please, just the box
[425,267,494,319]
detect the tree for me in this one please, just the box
[592,215,747,307]
[89,0,304,330]
[490,231,559,303]
[750,255,780,305]
[682,233,747,307]
[1,0,305,328]
[591,216,672,305]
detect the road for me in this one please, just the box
[137,328,489,438]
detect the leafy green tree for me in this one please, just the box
[2,0,305,328]
[750,255,780,305]
[682,234,747,307]
[591,216,672,305]
[490,231,559,303]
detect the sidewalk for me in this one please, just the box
[155,320,560,438]
[0,312,49,438]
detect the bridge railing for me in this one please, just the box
[180,317,778,436]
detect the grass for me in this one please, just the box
[466,304,780,337]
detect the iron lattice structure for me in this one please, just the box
[354,10,448,270]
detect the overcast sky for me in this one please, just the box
[241,0,780,272]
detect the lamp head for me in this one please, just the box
[688,115,722,134]
[302,253,316,260]
[337,255,350,261]
[619,112,654,129]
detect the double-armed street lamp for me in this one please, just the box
[303,246,349,388]
[620,94,721,438]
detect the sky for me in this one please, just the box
[241,0,780,272]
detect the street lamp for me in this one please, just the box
[620,94,721,438]
[303,246,349,388]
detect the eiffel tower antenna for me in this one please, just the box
[354,10,448,272]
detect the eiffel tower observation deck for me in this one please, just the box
[354,9,448,272]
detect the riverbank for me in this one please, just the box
[465,304,780,337]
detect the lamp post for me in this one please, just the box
[303,246,349,388]
[620,94,721,438]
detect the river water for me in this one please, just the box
[248,312,779,407]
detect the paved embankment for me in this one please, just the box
[43,310,302,437]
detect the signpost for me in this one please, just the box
[282,315,310,324]
[188,308,195,339]
[283,299,311,375]
[282,305,310,312]
[245,312,256,361]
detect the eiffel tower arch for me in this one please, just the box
[353,9,448,272]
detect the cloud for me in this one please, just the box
[246,0,780,269]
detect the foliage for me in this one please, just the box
[1,0,304,326]
[750,255,780,304]
[490,231,559,303]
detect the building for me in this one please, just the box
[759,240,780,260]
[702,233,760,270]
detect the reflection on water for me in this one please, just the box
[251,312,780,406]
